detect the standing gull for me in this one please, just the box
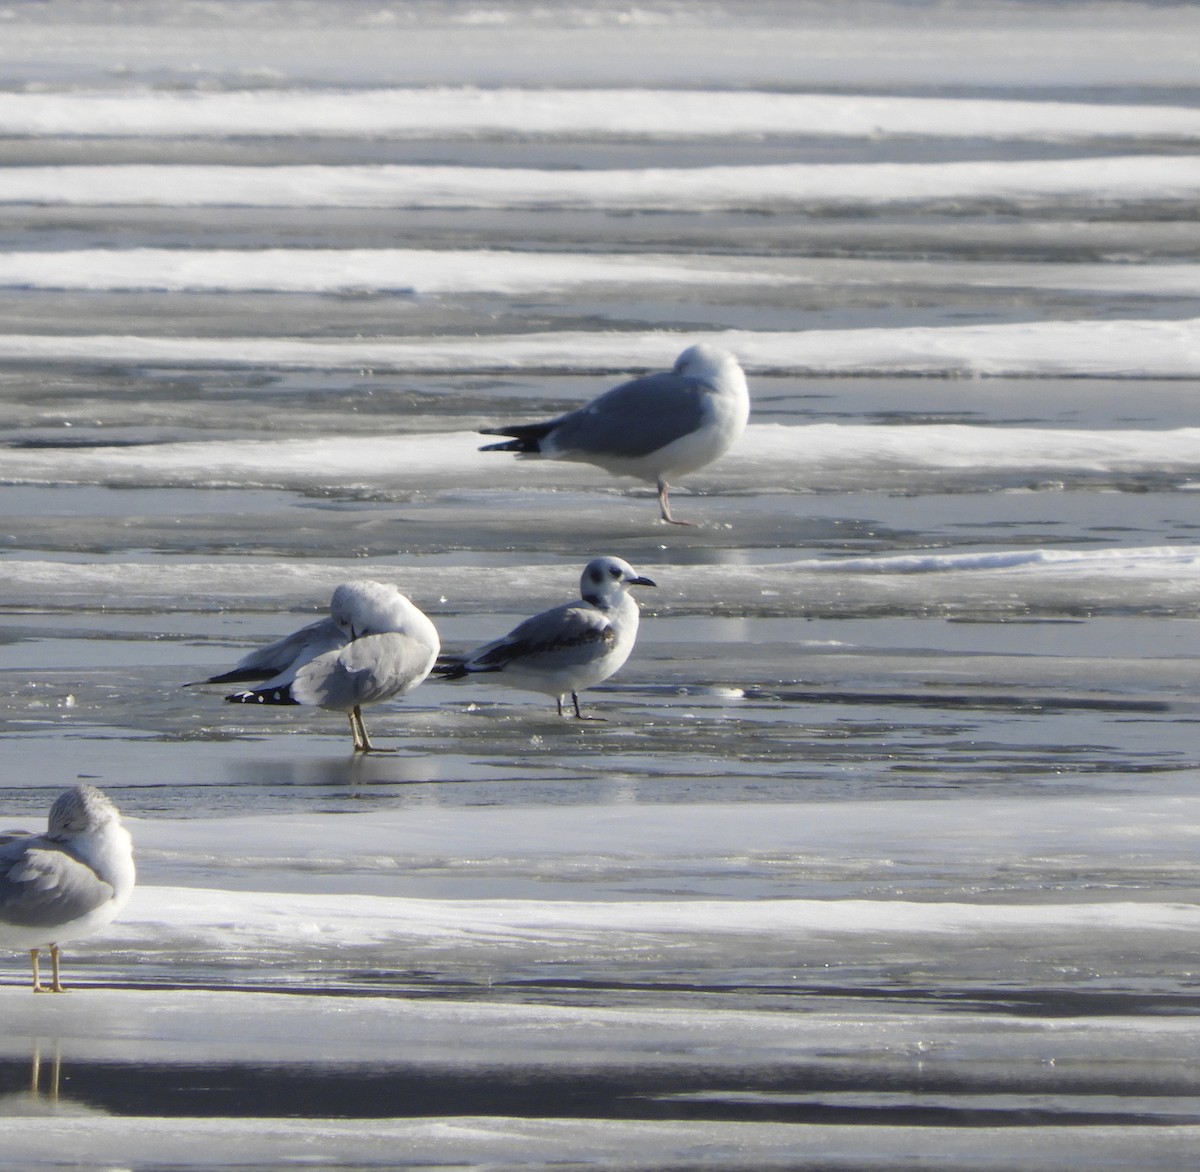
[479,343,749,525]
[434,556,655,718]
[195,580,440,753]
[0,786,135,993]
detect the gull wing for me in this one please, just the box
[291,632,438,710]
[468,602,615,674]
[0,839,114,931]
[546,372,710,459]
[197,617,346,687]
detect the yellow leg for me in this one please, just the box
[348,706,372,752]
[49,944,64,993]
[30,948,46,993]
[32,946,66,993]
[350,705,395,753]
[657,477,694,527]
[351,706,384,752]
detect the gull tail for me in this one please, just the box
[479,420,555,454]
[225,685,300,706]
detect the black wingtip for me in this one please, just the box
[478,437,532,453]
[431,658,470,680]
[225,686,300,706]
[188,667,275,688]
[478,420,555,453]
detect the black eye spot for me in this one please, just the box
[609,566,621,578]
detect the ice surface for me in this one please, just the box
[2,0,1200,90]
[3,251,1200,299]
[4,320,1200,377]
[4,1114,1196,1171]
[6,828,1200,1163]
[3,1,1200,1167]
[4,156,1200,210]
[3,87,1200,142]
[4,421,1200,499]
[4,542,1200,621]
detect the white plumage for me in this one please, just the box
[0,786,135,993]
[197,580,440,752]
[435,556,655,718]
[480,343,750,524]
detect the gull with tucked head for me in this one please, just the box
[434,556,655,719]
[194,580,440,753]
[480,343,749,525]
[0,785,136,993]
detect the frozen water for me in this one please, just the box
[3,87,1200,142]
[2,0,1200,1168]
[6,156,1200,209]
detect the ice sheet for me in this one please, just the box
[3,0,1200,1164]
[3,157,1199,209]
[3,422,1200,496]
[3,87,1199,141]
[4,320,1199,377]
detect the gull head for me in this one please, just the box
[48,785,121,837]
[330,579,440,657]
[331,581,413,640]
[580,556,657,607]
[673,343,743,388]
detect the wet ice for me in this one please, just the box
[2,0,1200,1167]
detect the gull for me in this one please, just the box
[195,580,440,753]
[434,556,655,718]
[479,343,749,525]
[0,786,136,993]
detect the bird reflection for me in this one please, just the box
[224,751,444,790]
[0,1040,104,1117]
[29,1038,59,1102]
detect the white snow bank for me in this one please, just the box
[785,545,1200,576]
[126,795,1200,878]
[3,88,1200,142]
[4,320,1200,378]
[0,248,809,296]
[114,885,1200,954]
[4,541,1200,615]
[1,250,1199,298]
[2,156,1199,209]
[3,423,1199,494]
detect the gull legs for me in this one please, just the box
[555,691,605,721]
[348,705,373,752]
[347,705,396,753]
[30,946,64,994]
[657,477,695,527]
